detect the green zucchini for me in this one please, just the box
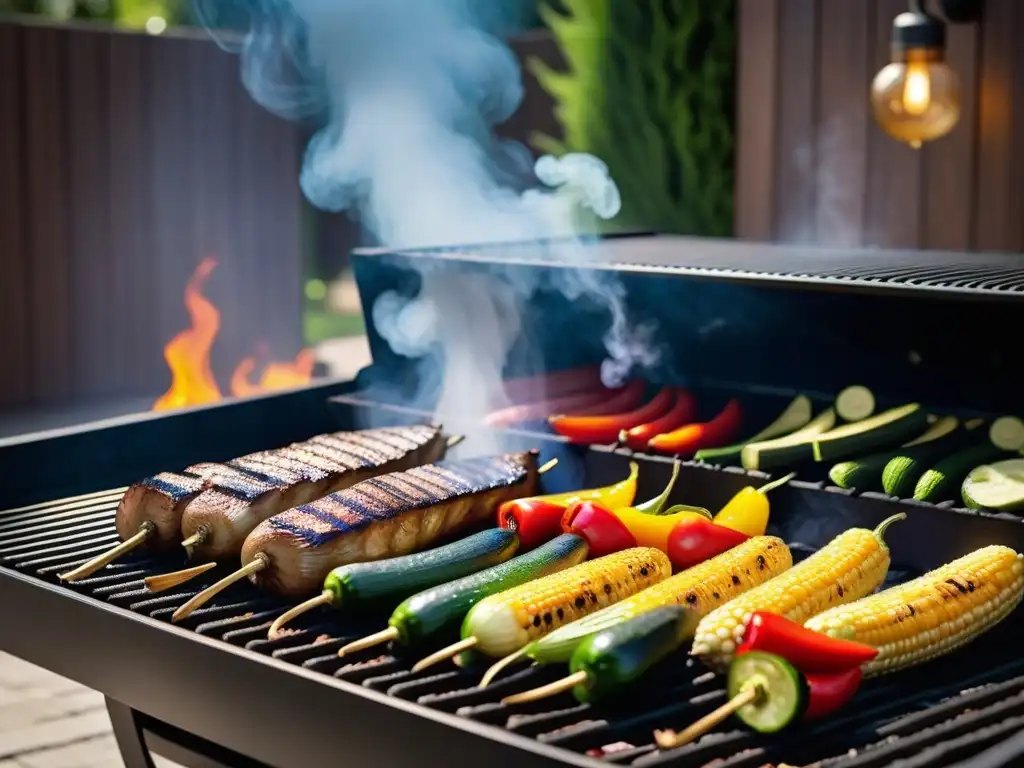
[881,418,984,498]
[695,395,813,466]
[830,416,960,491]
[741,409,838,471]
[338,533,589,656]
[727,651,805,734]
[962,459,1024,512]
[835,385,876,423]
[914,417,1024,503]
[811,404,929,464]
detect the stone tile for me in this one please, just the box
[15,735,121,768]
[0,690,105,731]
[0,711,112,760]
[0,656,54,691]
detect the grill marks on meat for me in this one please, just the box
[244,453,539,597]
[115,425,445,555]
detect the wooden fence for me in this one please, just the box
[736,0,1024,251]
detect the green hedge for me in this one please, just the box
[530,0,735,236]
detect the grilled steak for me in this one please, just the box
[242,452,540,596]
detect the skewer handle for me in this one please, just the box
[268,591,334,640]
[654,685,761,750]
[502,670,589,705]
[411,637,478,673]
[337,626,400,657]
[144,561,217,593]
[171,554,268,622]
[59,522,154,583]
[538,458,559,475]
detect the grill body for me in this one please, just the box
[3,235,1024,768]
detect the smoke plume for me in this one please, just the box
[195,0,658,448]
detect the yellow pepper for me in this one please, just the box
[713,472,795,537]
[540,460,640,510]
[613,503,712,551]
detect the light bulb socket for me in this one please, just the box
[891,9,946,50]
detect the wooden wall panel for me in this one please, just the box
[736,0,1024,252]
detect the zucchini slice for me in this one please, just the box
[914,441,1019,504]
[881,418,984,499]
[962,459,1024,512]
[835,385,876,423]
[990,416,1024,452]
[741,409,838,472]
[811,404,928,464]
[727,652,804,734]
[695,394,814,466]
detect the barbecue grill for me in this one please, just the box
[3,233,1024,768]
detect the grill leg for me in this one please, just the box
[106,698,157,768]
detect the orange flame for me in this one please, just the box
[153,259,314,411]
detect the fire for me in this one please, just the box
[153,259,314,411]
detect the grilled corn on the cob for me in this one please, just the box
[805,545,1024,676]
[465,547,672,658]
[692,513,904,668]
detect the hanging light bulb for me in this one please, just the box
[870,1,971,149]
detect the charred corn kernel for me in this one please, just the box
[692,513,904,668]
[524,536,793,664]
[463,547,671,658]
[805,546,1024,677]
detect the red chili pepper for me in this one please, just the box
[561,501,638,558]
[496,499,568,550]
[485,388,610,427]
[503,366,603,403]
[551,379,647,419]
[737,612,878,674]
[550,386,675,445]
[620,390,697,451]
[666,518,750,570]
[647,399,743,456]
[804,667,863,720]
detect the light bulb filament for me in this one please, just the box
[902,63,931,116]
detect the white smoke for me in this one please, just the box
[196,0,660,448]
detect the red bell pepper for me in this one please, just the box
[647,399,743,456]
[551,386,675,445]
[561,501,637,558]
[619,390,697,451]
[737,612,878,674]
[666,518,750,570]
[804,667,863,720]
[496,499,567,550]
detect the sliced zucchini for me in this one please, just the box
[727,651,804,734]
[914,441,1019,504]
[741,409,838,472]
[882,418,984,499]
[990,416,1024,452]
[695,394,814,466]
[835,385,876,423]
[829,416,961,492]
[811,404,928,464]
[962,459,1024,512]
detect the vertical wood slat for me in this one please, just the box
[65,28,113,400]
[815,0,871,245]
[0,25,30,406]
[774,0,819,243]
[734,0,779,240]
[864,0,923,248]
[22,25,73,403]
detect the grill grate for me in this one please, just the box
[3,490,1024,768]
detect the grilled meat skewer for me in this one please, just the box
[60,425,447,583]
[172,451,541,621]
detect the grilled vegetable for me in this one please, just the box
[736,612,877,673]
[829,415,961,492]
[648,399,743,456]
[566,502,712,553]
[741,409,838,472]
[881,418,984,498]
[834,385,876,423]
[666,519,750,570]
[914,417,1024,503]
[804,545,1024,676]
[962,459,1024,512]
[713,472,795,537]
[485,389,610,427]
[620,390,698,451]
[413,547,671,672]
[337,534,590,657]
[267,528,520,638]
[517,536,792,667]
[171,453,542,620]
[497,462,639,548]
[563,502,638,558]
[692,514,903,669]
[60,425,448,583]
[811,404,929,464]
[695,395,814,466]
[551,386,674,445]
[502,366,602,403]
[553,379,648,417]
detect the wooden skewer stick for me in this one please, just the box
[653,684,762,750]
[338,627,399,658]
[171,554,268,622]
[757,472,797,495]
[411,637,478,673]
[502,670,588,705]
[180,526,209,559]
[59,522,155,582]
[446,434,466,449]
[268,591,334,640]
[478,648,527,689]
[538,457,559,475]
[144,562,218,593]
